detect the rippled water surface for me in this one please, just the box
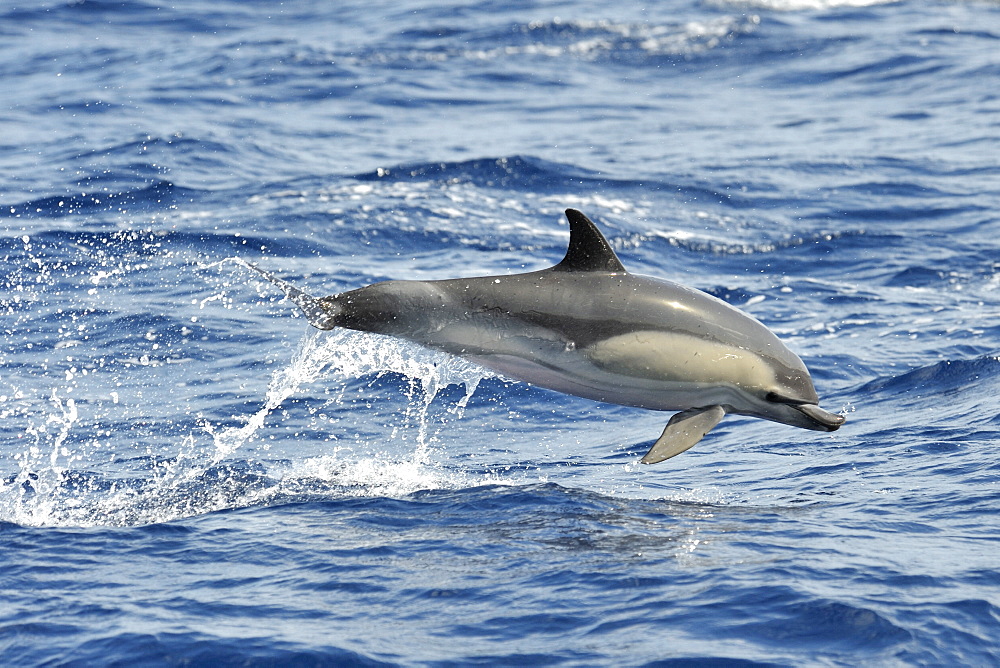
[2,0,1000,665]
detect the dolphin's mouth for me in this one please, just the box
[765,392,845,431]
[793,403,846,431]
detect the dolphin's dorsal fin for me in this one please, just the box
[552,209,627,273]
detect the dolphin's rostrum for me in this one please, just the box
[245,209,844,463]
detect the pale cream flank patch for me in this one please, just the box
[584,330,777,390]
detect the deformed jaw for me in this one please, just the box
[794,403,846,432]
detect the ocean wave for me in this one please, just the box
[0,0,161,24]
[707,0,896,11]
[18,630,389,668]
[354,154,637,192]
[146,16,764,113]
[354,16,762,66]
[639,226,867,257]
[349,155,796,219]
[352,155,753,216]
[0,0,233,34]
[857,355,1000,403]
[348,155,941,231]
[2,181,199,219]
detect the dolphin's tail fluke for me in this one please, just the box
[236,259,340,330]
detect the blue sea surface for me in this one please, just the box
[2,0,1000,665]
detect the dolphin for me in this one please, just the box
[242,209,844,463]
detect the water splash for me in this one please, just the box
[2,391,80,526]
[0,320,495,528]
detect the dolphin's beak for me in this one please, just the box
[794,403,846,431]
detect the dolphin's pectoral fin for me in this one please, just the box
[237,259,340,330]
[640,405,727,464]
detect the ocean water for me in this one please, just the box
[2,0,1000,664]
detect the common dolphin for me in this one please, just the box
[243,209,844,463]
